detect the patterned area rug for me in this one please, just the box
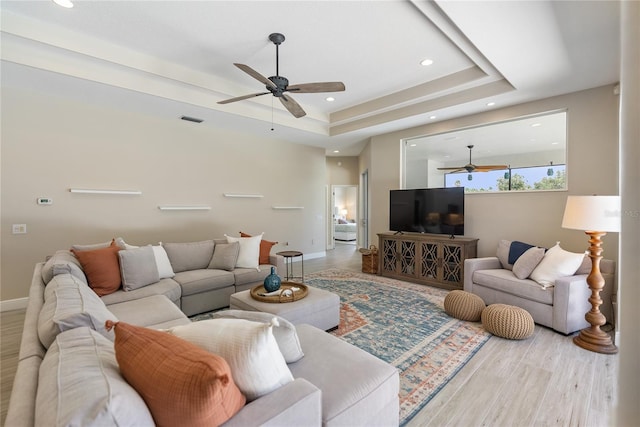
[305,269,491,426]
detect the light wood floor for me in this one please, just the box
[0,243,618,426]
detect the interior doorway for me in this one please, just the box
[329,185,358,249]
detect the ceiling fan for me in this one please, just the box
[217,33,345,118]
[437,145,508,173]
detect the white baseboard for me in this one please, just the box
[0,297,28,312]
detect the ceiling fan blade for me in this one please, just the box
[473,165,509,171]
[287,82,346,93]
[234,63,277,89]
[437,167,466,172]
[279,95,306,118]
[217,92,270,104]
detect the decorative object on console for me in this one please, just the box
[263,266,282,292]
[562,195,621,354]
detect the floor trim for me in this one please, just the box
[0,297,28,312]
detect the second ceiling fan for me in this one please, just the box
[218,33,345,118]
[437,145,508,173]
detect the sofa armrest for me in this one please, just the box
[464,257,502,293]
[553,275,592,334]
[269,254,287,278]
[222,378,321,427]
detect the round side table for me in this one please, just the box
[276,250,304,283]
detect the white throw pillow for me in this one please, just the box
[167,318,293,401]
[225,233,263,270]
[152,245,175,278]
[211,310,304,363]
[529,243,585,288]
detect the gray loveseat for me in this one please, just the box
[464,240,616,334]
[7,241,400,426]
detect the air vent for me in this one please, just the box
[181,116,203,123]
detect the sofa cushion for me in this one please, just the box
[512,246,546,280]
[226,234,263,269]
[41,250,86,285]
[118,246,160,291]
[472,269,554,305]
[530,243,585,288]
[107,295,190,330]
[163,240,215,273]
[290,324,400,426]
[100,277,181,306]
[208,241,240,271]
[35,327,155,427]
[38,273,117,349]
[240,232,278,265]
[233,266,272,287]
[71,240,122,296]
[168,318,294,401]
[173,269,236,296]
[211,309,304,363]
[109,321,246,427]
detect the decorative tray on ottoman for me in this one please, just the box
[250,282,308,303]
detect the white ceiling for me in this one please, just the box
[0,1,620,156]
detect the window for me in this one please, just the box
[404,111,567,193]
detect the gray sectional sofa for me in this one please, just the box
[6,239,400,426]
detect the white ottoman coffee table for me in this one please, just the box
[230,286,340,331]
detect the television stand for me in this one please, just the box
[377,232,478,290]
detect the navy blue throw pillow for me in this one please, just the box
[508,241,535,265]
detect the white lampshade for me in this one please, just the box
[562,195,621,232]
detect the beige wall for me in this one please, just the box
[326,156,359,186]
[364,85,620,262]
[1,87,327,301]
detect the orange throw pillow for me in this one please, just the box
[71,240,121,296]
[240,232,277,265]
[106,321,245,427]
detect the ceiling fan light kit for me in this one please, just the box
[218,33,345,118]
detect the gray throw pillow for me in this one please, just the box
[118,246,160,291]
[512,246,545,280]
[162,240,215,273]
[208,242,240,271]
[496,240,513,270]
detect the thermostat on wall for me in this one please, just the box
[37,197,53,205]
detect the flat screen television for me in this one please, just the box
[389,187,465,236]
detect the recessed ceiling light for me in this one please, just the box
[410,144,417,147]
[531,123,542,127]
[420,59,434,66]
[325,97,335,102]
[333,150,340,153]
[429,115,437,120]
[486,102,496,107]
[52,0,74,8]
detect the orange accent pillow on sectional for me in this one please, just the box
[240,232,277,265]
[71,240,121,296]
[106,320,246,427]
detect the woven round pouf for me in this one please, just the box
[444,290,486,322]
[481,304,534,340]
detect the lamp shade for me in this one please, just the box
[562,195,621,232]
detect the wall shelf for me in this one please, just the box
[158,206,211,211]
[272,206,304,210]
[69,188,142,195]
[223,193,264,198]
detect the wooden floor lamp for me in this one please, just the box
[562,195,620,354]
